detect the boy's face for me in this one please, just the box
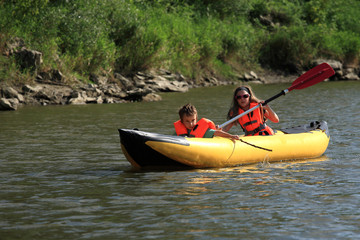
[181,114,197,130]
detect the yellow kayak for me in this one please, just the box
[118,121,330,169]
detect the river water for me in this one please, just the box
[1,81,359,239]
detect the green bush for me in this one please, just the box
[259,26,316,72]
[53,1,116,73]
[136,6,201,77]
[331,0,360,34]
[322,31,360,64]
[0,0,360,84]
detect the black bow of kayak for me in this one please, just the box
[119,128,190,146]
[118,129,191,169]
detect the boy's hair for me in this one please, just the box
[178,103,197,119]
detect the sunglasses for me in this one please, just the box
[236,94,250,100]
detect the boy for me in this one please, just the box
[174,103,240,140]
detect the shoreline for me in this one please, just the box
[1,60,359,111]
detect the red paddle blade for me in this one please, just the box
[289,63,335,91]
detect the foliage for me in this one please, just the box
[259,26,315,72]
[7,0,49,19]
[0,0,360,83]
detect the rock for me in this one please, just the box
[104,97,115,104]
[200,77,218,87]
[2,86,24,102]
[22,84,41,93]
[134,73,146,81]
[114,73,134,90]
[243,73,254,81]
[251,80,264,84]
[15,47,43,72]
[158,69,172,75]
[241,71,263,83]
[51,69,64,83]
[146,76,189,92]
[136,80,146,88]
[0,98,19,110]
[3,37,25,56]
[142,93,162,102]
[36,69,65,84]
[16,93,24,103]
[68,91,87,105]
[3,86,18,98]
[90,74,107,86]
[125,88,152,101]
[312,59,342,71]
[36,72,50,82]
[161,73,178,80]
[84,85,101,98]
[33,90,52,101]
[69,97,86,105]
[86,96,103,104]
[250,71,258,79]
[343,72,359,80]
[85,97,96,103]
[133,77,147,88]
[170,80,189,92]
[136,71,152,78]
[104,84,128,98]
[176,73,186,82]
[95,87,102,96]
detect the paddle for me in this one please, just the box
[219,63,335,128]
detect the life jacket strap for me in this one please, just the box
[244,123,266,136]
[243,120,257,127]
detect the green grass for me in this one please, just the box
[1,0,359,85]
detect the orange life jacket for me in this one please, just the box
[174,118,216,138]
[238,103,274,136]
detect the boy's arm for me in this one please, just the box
[203,129,215,138]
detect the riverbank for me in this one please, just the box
[2,1,360,112]
[1,42,359,111]
[0,68,229,111]
[0,57,359,111]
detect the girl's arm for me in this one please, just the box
[263,104,279,123]
[221,121,235,132]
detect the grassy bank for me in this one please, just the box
[1,0,360,84]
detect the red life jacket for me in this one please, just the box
[238,103,274,136]
[174,118,216,138]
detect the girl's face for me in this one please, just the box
[235,90,250,109]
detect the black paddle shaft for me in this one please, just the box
[263,90,287,106]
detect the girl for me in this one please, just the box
[223,86,279,136]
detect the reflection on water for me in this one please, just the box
[0,81,359,239]
[174,156,330,198]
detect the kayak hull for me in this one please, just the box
[118,121,330,169]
